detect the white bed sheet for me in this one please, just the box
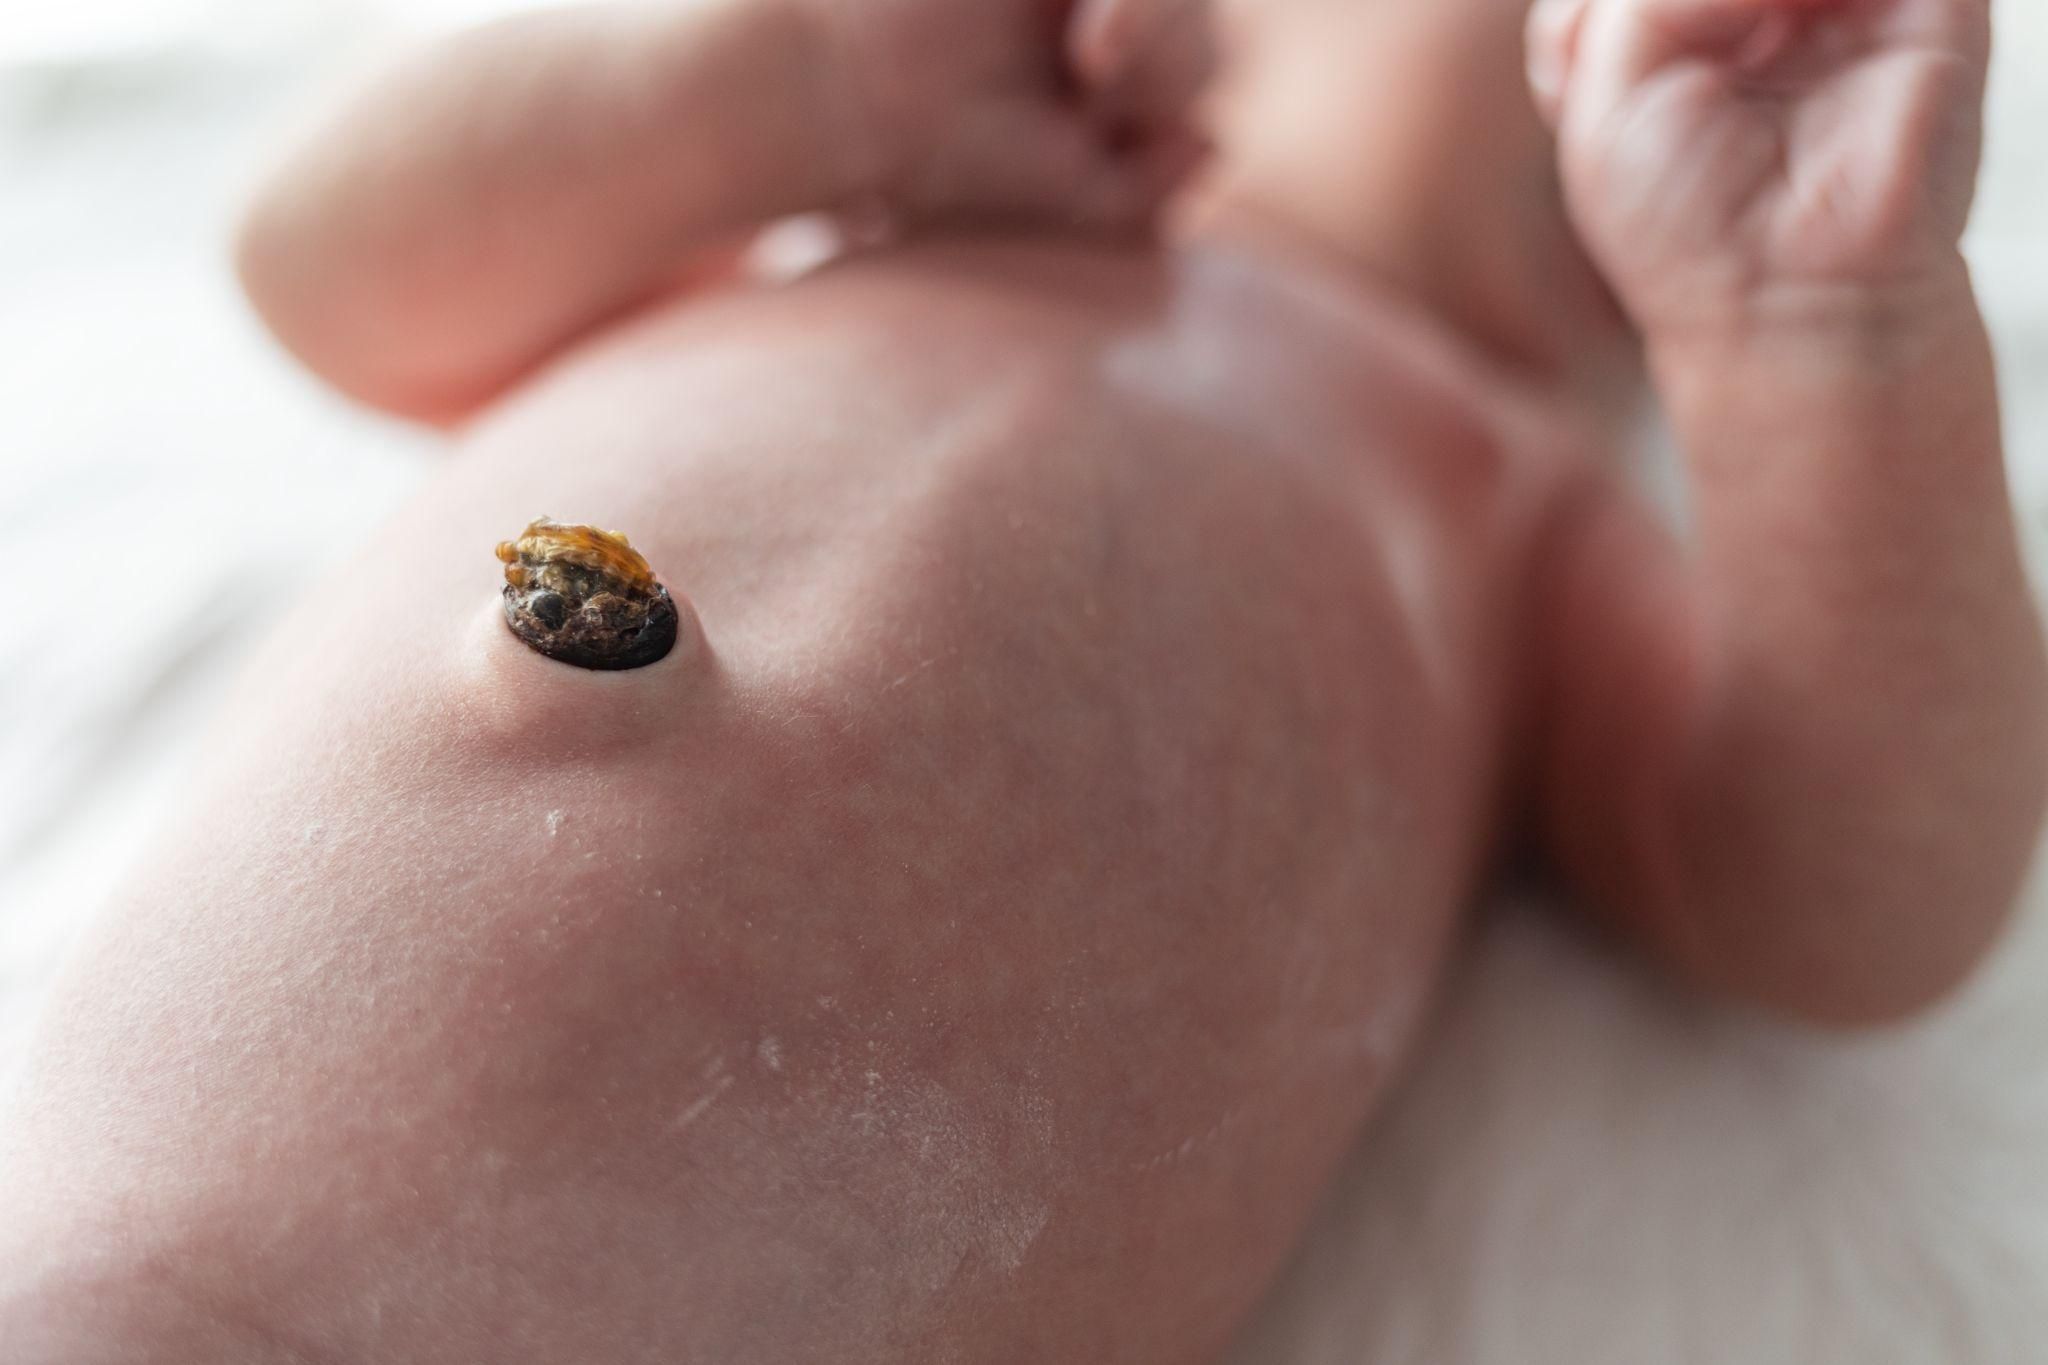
[1,6,2044,1361]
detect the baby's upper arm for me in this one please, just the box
[235,2,871,424]
[1529,458,2042,1027]
[236,0,1216,426]
[1527,472,1720,992]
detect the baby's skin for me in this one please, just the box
[2,0,2042,1360]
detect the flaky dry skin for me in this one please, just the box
[496,518,680,670]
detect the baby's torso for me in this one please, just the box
[33,234,1584,1360]
[472,232,1568,854]
[410,238,1582,1328]
[432,229,1577,1023]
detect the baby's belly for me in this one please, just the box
[6,241,1523,1360]
[426,236,1501,1118]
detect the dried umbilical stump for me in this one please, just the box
[496,518,679,671]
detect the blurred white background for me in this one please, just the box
[0,0,549,64]
[1,2,2045,1361]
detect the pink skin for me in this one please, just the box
[1528,0,2044,1017]
[0,241,1540,1361]
[227,0,1214,424]
[2,0,2042,1358]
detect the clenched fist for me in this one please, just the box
[807,0,1216,229]
[1528,0,1990,338]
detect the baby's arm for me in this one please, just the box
[237,0,1207,423]
[1529,0,2048,1024]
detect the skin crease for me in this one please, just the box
[2,0,2043,1358]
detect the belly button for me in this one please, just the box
[495,518,688,671]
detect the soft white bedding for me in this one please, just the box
[1,5,2044,1360]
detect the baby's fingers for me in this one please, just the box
[1069,0,1216,133]
[1568,0,1847,105]
[1527,0,1592,130]
[1563,0,1986,124]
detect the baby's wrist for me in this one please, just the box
[1643,255,1986,398]
[776,0,923,204]
[1644,257,2004,469]
[632,0,890,212]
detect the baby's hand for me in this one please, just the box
[1528,0,1989,338]
[804,0,1213,231]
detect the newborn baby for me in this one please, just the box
[4,0,2042,1359]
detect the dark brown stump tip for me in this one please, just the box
[496,518,680,671]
